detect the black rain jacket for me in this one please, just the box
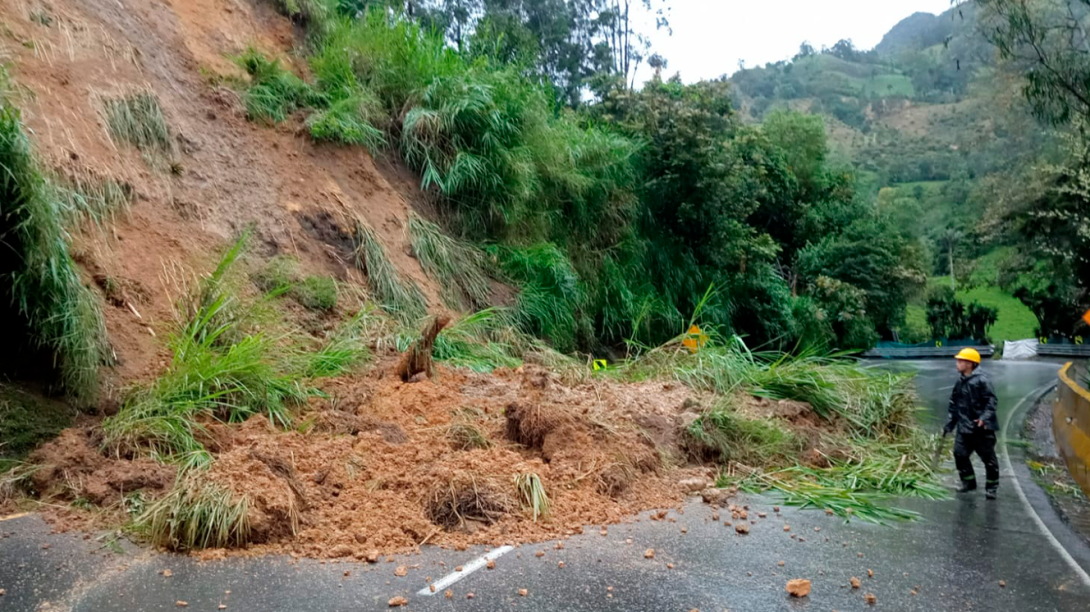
[945,370,999,435]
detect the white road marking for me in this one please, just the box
[1000,383,1090,587]
[416,545,514,596]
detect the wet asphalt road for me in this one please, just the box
[3,360,1090,611]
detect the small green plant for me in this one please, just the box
[515,472,550,522]
[409,214,490,310]
[353,220,426,319]
[294,275,338,311]
[306,95,386,152]
[135,476,251,551]
[236,49,322,124]
[101,92,174,158]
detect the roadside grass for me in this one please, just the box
[0,101,107,404]
[408,214,490,311]
[352,219,427,320]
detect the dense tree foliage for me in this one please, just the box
[257,0,933,352]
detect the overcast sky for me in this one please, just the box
[635,0,956,83]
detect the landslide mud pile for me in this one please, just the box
[23,363,769,557]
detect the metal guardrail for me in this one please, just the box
[1038,344,1090,358]
[861,345,995,360]
[1055,363,1090,498]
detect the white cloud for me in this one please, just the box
[635,0,956,83]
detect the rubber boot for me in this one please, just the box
[985,482,998,500]
[957,479,976,493]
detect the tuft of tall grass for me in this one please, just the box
[305,94,386,152]
[0,103,107,403]
[352,219,426,319]
[236,48,324,124]
[101,92,174,158]
[135,475,250,551]
[54,170,133,228]
[515,472,550,523]
[686,405,805,466]
[103,235,363,464]
[408,214,490,310]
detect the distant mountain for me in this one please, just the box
[875,11,952,55]
[728,3,1042,281]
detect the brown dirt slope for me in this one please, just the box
[0,0,444,397]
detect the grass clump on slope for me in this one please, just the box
[353,219,426,320]
[0,100,107,404]
[408,213,490,310]
[103,234,367,469]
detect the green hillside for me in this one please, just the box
[730,3,1052,342]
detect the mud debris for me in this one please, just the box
[518,589,528,597]
[387,596,408,607]
[734,523,750,535]
[644,548,656,559]
[850,577,861,589]
[785,579,811,598]
[867,569,874,578]
[394,566,408,577]
[486,559,496,570]
[864,592,877,604]
[999,580,1006,588]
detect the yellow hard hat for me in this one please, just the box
[954,348,981,364]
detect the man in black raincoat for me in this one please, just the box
[944,348,1000,499]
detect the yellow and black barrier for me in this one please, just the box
[1054,363,1090,497]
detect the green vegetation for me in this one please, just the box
[408,214,490,310]
[352,220,427,320]
[687,406,805,466]
[433,308,526,372]
[101,92,174,159]
[515,472,550,522]
[252,256,338,312]
[102,235,366,468]
[0,384,76,460]
[135,476,251,551]
[0,99,107,403]
[236,1,923,352]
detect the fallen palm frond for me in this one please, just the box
[408,214,490,310]
[352,219,426,319]
[515,472,550,522]
[135,476,250,551]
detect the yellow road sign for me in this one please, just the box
[593,359,608,371]
[682,325,708,354]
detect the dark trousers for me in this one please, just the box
[954,429,999,490]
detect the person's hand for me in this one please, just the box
[975,419,985,429]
